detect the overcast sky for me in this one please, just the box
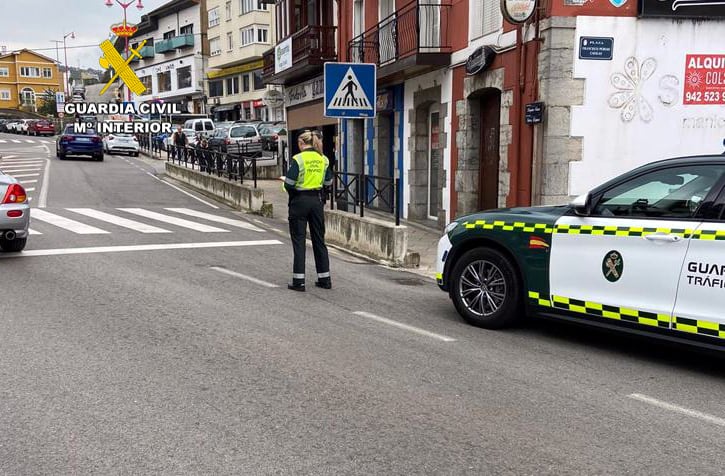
[0,0,171,69]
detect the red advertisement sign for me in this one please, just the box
[683,54,725,105]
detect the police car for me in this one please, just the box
[436,155,725,347]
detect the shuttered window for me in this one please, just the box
[470,0,501,40]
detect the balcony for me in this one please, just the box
[262,25,337,85]
[347,0,451,82]
[171,34,194,49]
[155,39,173,54]
[139,45,155,58]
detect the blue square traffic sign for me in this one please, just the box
[324,62,376,118]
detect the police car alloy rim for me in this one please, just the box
[458,260,507,317]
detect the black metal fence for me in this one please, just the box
[137,134,164,155]
[331,171,401,226]
[166,144,258,188]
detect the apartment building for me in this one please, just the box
[206,0,281,122]
[262,0,338,159]
[0,49,63,112]
[115,0,209,114]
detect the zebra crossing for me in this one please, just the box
[0,138,54,144]
[0,157,47,203]
[27,207,265,236]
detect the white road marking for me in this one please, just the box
[1,155,17,159]
[24,140,35,144]
[145,172,219,209]
[0,139,5,143]
[271,227,284,233]
[7,173,39,178]
[19,179,38,184]
[165,208,264,232]
[117,208,229,232]
[38,157,50,208]
[628,394,725,428]
[30,209,110,234]
[210,266,279,288]
[66,208,173,234]
[1,167,41,172]
[25,187,35,192]
[28,229,42,235]
[11,140,21,143]
[1,159,45,164]
[351,311,457,342]
[0,240,283,258]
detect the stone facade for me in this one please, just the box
[537,17,585,205]
[455,67,511,215]
[407,85,448,227]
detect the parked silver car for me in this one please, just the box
[0,171,30,252]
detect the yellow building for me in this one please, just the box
[0,49,64,112]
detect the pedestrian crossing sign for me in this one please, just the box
[324,62,376,118]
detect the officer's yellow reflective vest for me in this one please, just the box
[292,150,329,190]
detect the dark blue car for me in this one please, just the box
[56,124,104,161]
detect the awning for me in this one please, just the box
[212,104,238,112]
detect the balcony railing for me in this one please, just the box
[139,45,155,58]
[155,39,173,54]
[171,34,194,49]
[347,0,451,66]
[263,25,337,80]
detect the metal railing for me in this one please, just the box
[347,0,451,65]
[166,143,259,188]
[263,25,338,78]
[137,133,163,155]
[331,171,401,226]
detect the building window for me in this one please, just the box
[240,25,269,46]
[20,67,41,78]
[470,0,501,39]
[209,6,220,27]
[163,30,175,40]
[226,76,240,95]
[240,0,267,15]
[226,0,232,20]
[177,66,192,89]
[0,90,10,100]
[210,36,222,56]
[20,88,35,106]
[227,32,234,51]
[140,75,152,92]
[242,74,250,92]
[253,70,264,90]
[180,24,194,36]
[257,27,268,43]
[157,71,172,92]
[42,68,53,79]
[209,80,223,97]
[0,67,8,77]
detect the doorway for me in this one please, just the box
[427,103,441,220]
[379,0,396,63]
[478,90,501,211]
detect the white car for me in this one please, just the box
[12,119,32,134]
[103,133,140,156]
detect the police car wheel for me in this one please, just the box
[450,248,521,329]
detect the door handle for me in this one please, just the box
[644,233,682,243]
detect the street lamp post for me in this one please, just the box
[62,32,75,96]
[105,0,144,105]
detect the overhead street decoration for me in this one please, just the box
[324,62,376,118]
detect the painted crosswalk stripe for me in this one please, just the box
[28,229,42,235]
[66,208,172,234]
[25,187,35,192]
[2,159,45,163]
[2,168,41,173]
[117,208,229,232]
[0,139,6,143]
[165,208,265,232]
[31,209,110,235]
[24,140,35,143]
[11,140,21,143]
[7,173,39,178]
[19,179,38,184]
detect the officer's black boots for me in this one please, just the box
[288,279,306,292]
[314,279,332,289]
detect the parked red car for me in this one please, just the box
[27,120,56,137]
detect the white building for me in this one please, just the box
[115,0,209,114]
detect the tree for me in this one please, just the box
[37,88,58,117]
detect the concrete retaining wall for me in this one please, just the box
[165,163,264,212]
[324,209,408,266]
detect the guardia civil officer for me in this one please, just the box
[284,130,333,291]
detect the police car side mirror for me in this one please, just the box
[570,193,592,216]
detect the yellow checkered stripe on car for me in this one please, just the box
[673,316,725,339]
[463,220,555,233]
[463,220,724,240]
[527,291,670,328]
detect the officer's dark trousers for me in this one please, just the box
[288,191,330,285]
